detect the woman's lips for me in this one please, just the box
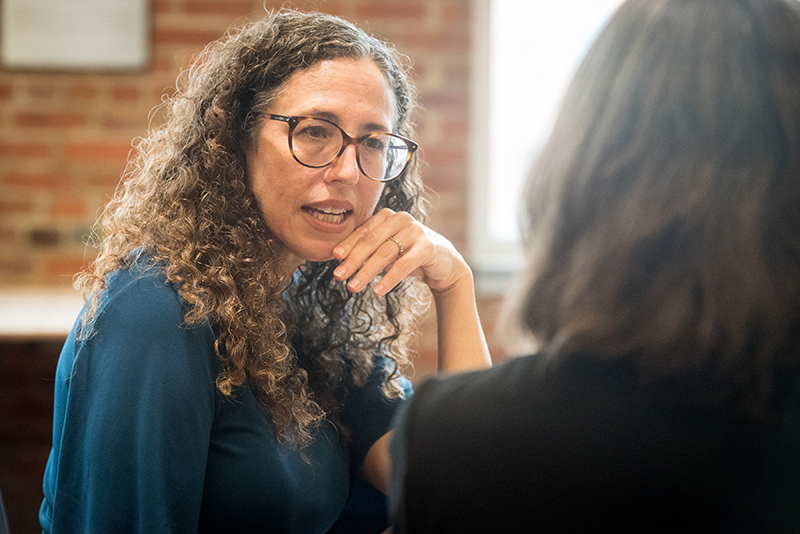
[303,206,350,224]
[302,200,355,226]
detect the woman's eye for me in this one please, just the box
[298,125,328,139]
[363,136,386,151]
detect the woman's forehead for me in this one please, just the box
[271,58,398,129]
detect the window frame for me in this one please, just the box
[468,0,525,295]
[468,0,623,294]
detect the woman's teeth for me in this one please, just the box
[309,207,347,223]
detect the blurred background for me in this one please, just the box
[0,0,619,531]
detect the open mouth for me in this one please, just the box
[304,206,350,224]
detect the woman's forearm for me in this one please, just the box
[431,265,492,373]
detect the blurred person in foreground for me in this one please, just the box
[390,0,800,531]
[39,9,490,534]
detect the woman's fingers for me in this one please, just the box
[333,213,423,293]
[332,208,396,261]
[369,228,432,295]
[332,209,398,285]
[332,208,465,296]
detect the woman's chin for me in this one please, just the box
[290,244,336,264]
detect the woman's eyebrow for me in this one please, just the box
[304,109,391,133]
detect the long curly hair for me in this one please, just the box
[76,9,430,447]
[511,0,800,412]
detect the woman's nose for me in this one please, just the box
[324,143,361,185]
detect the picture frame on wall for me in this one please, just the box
[1,0,150,71]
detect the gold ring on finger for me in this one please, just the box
[386,236,405,257]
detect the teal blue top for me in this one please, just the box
[40,259,410,533]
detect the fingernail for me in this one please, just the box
[333,247,345,258]
[374,283,385,295]
[348,278,362,292]
[333,266,346,279]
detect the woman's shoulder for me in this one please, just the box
[77,255,219,381]
[401,355,545,441]
[84,254,216,361]
[412,354,543,409]
[97,255,186,327]
[400,352,654,450]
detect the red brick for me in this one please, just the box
[15,111,86,128]
[442,118,470,139]
[49,198,87,218]
[63,142,133,161]
[0,258,32,275]
[356,3,427,19]
[443,61,470,84]
[85,171,124,189]
[45,256,89,278]
[442,2,470,22]
[153,28,224,46]
[308,2,347,17]
[184,0,255,16]
[27,84,57,99]
[407,31,469,50]
[0,227,18,244]
[111,86,140,101]
[420,146,467,166]
[0,142,49,158]
[68,84,98,100]
[421,172,464,194]
[100,114,147,131]
[408,62,428,79]
[4,172,71,188]
[0,83,13,100]
[419,89,469,109]
[152,0,172,14]
[152,57,182,74]
[0,199,34,214]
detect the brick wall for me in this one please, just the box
[0,0,508,351]
[0,1,508,531]
[0,0,474,285]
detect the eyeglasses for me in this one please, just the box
[268,114,418,182]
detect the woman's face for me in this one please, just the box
[246,58,397,270]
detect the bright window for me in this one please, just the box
[470,0,624,291]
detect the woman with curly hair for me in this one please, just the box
[391,0,800,531]
[39,9,490,534]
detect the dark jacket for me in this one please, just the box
[390,352,800,533]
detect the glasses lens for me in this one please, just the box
[359,134,410,181]
[290,119,343,167]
